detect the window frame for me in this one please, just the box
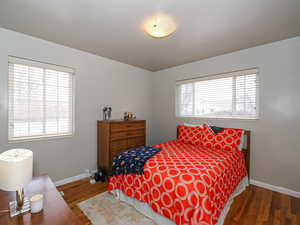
[7,56,75,143]
[175,68,260,120]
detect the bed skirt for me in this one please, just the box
[111,176,249,225]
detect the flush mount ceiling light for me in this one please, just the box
[143,13,177,38]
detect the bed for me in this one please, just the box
[108,125,250,225]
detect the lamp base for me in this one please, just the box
[9,198,30,217]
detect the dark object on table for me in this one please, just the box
[102,106,112,120]
[94,168,107,182]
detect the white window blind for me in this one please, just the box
[176,69,259,119]
[8,57,74,141]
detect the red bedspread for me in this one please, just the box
[108,140,247,225]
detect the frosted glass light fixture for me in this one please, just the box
[143,13,177,38]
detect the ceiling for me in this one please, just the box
[1,0,300,71]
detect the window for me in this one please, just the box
[8,57,74,141]
[176,69,259,119]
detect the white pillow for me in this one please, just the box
[183,123,203,127]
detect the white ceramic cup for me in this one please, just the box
[30,194,43,213]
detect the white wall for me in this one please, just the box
[0,28,153,182]
[1,27,300,194]
[152,36,300,192]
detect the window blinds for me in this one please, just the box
[176,69,259,119]
[8,57,74,141]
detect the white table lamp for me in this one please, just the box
[0,149,33,217]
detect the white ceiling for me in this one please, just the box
[1,0,300,71]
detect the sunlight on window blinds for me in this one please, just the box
[176,69,259,119]
[8,57,74,141]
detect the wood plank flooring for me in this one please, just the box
[223,185,300,225]
[58,178,107,225]
[57,179,300,225]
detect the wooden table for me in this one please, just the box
[0,175,81,225]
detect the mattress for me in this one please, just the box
[108,140,248,225]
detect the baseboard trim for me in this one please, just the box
[250,179,300,199]
[54,173,89,186]
[54,169,98,187]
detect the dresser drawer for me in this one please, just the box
[127,136,145,149]
[110,131,128,140]
[111,129,144,141]
[127,129,145,137]
[110,139,127,156]
[110,121,145,132]
[110,123,129,132]
[126,122,145,129]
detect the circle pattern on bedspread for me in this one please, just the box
[108,140,247,225]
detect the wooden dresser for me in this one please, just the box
[97,120,146,173]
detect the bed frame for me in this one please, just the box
[176,128,251,178]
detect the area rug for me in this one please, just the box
[77,191,156,225]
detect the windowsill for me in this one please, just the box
[176,116,259,121]
[8,134,74,144]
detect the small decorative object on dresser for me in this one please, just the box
[124,112,136,120]
[102,106,112,120]
[97,120,146,174]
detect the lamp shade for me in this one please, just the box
[0,149,33,191]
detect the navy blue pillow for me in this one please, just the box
[209,126,225,134]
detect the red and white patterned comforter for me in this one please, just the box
[108,140,247,225]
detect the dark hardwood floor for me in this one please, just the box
[57,178,107,225]
[57,179,300,225]
[223,185,300,225]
